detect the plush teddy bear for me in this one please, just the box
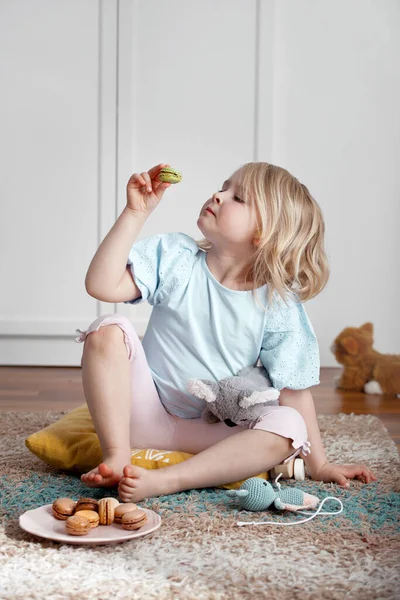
[187,365,280,426]
[331,322,400,395]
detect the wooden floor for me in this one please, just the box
[0,366,399,450]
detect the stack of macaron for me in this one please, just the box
[52,496,148,536]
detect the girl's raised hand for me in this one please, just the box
[126,163,171,216]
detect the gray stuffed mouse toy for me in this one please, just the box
[187,365,280,427]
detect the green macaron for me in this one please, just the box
[157,167,182,184]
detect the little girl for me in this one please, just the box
[77,162,376,503]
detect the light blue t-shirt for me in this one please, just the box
[125,232,320,418]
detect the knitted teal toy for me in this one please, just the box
[227,474,344,527]
[226,475,320,512]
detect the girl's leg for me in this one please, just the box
[119,429,293,501]
[119,406,309,502]
[79,324,133,486]
[76,314,177,488]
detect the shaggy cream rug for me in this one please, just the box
[0,411,399,599]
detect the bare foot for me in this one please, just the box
[118,465,177,502]
[81,451,131,488]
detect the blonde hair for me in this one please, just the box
[197,162,329,305]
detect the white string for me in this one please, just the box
[236,496,343,527]
[274,472,283,490]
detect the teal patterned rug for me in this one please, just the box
[1,411,399,599]
[1,468,398,533]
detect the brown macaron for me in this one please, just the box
[114,503,138,524]
[65,515,91,536]
[52,498,77,520]
[75,497,99,512]
[98,498,117,525]
[121,509,148,531]
[74,509,100,529]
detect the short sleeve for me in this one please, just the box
[260,296,320,390]
[124,232,199,306]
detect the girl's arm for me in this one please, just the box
[85,207,147,302]
[85,164,170,302]
[279,388,377,487]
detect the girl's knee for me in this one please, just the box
[253,405,308,450]
[279,406,308,445]
[79,314,137,361]
[85,324,124,351]
[279,405,307,432]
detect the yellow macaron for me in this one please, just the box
[74,509,100,528]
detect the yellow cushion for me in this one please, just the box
[25,404,268,490]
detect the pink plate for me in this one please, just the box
[19,504,161,545]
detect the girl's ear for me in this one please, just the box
[252,229,262,246]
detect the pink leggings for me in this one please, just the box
[75,314,311,463]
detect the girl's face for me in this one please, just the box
[197,168,259,250]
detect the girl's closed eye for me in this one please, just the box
[218,190,245,203]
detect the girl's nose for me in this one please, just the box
[213,193,222,204]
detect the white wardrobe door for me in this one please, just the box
[0,0,117,365]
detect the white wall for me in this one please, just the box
[0,0,399,366]
[270,0,400,363]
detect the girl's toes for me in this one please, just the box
[123,465,136,478]
[119,493,132,503]
[118,483,134,501]
[118,483,135,494]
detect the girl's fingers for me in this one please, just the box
[364,468,377,482]
[128,164,172,196]
[360,467,376,482]
[337,475,350,488]
[141,172,152,193]
[128,173,146,188]
[357,472,367,482]
[153,182,170,201]
[148,163,170,179]
[149,164,171,193]
[350,467,376,483]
